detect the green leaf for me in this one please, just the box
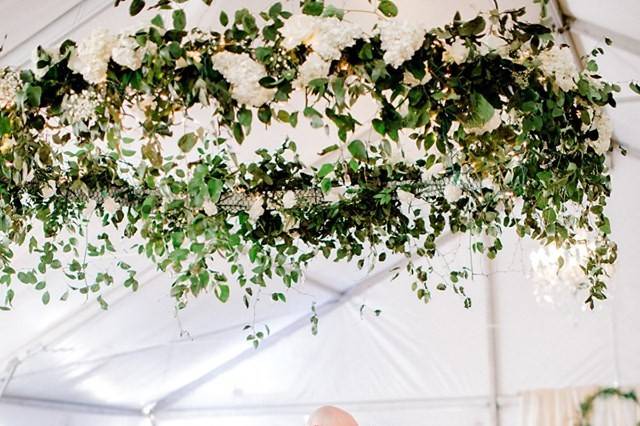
[268,2,283,19]
[207,178,223,202]
[302,0,324,16]
[459,16,486,36]
[172,9,187,31]
[129,0,145,16]
[630,82,640,96]
[348,139,367,161]
[151,14,164,28]
[317,163,334,178]
[178,132,197,153]
[237,108,253,129]
[219,11,229,26]
[215,284,230,303]
[318,144,339,156]
[468,92,495,127]
[42,291,50,305]
[26,85,42,107]
[378,0,398,17]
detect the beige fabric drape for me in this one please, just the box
[520,386,640,426]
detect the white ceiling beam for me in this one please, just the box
[157,395,497,418]
[0,0,114,68]
[568,16,640,58]
[0,395,142,417]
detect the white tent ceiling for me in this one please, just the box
[0,0,639,425]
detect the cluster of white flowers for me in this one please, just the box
[443,38,469,64]
[211,52,275,107]
[378,20,427,68]
[68,30,154,84]
[538,46,578,92]
[589,108,613,155]
[61,90,101,125]
[296,52,331,87]
[68,30,117,84]
[280,15,363,61]
[0,70,21,110]
[112,35,145,71]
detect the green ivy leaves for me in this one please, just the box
[378,0,398,17]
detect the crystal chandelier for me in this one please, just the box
[529,236,593,308]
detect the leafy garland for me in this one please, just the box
[578,387,640,426]
[0,0,631,327]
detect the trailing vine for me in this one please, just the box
[0,0,632,327]
[578,387,640,426]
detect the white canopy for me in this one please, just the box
[0,0,639,425]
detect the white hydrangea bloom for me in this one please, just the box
[280,15,363,61]
[296,52,331,88]
[538,46,578,92]
[0,69,21,109]
[443,38,469,64]
[248,196,265,220]
[212,52,275,107]
[112,35,144,71]
[103,196,120,214]
[68,29,117,84]
[443,182,463,203]
[466,110,502,135]
[280,14,320,50]
[61,90,101,125]
[312,18,363,60]
[588,108,613,155]
[378,20,427,68]
[282,191,297,209]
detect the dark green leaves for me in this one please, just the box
[468,93,495,127]
[630,82,640,95]
[302,0,324,16]
[459,16,486,36]
[128,0,145,16]
[348,139,367,161]
[378,0,398,17]
[172,9,187,30]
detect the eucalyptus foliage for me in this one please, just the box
[0,0,630,322]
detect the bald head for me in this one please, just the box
[306,406,359,426]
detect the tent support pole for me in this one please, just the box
[485,252,501,426]
[0,358,20,399]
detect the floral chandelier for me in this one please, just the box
[0,0,634,326]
